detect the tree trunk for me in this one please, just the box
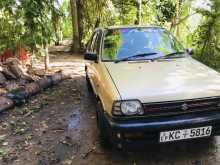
[77,0,84,49]
[52,11,62,46]
[136,0,142,25]
[120,1,126,24]
[175,0,181,37]
[70,0,80,53]
[44,43,50,70]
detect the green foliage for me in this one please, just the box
[111,0,137,24]
[156,0,176,24]
[80,0,114,43]
[193,0,220,69]
[0,0,59,55]
[0,0,220,70]
[21,0,54,50]
[0,0,24,52]
[60,0,72,38]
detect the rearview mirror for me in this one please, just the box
[84,52,98,62]
[186,48,194,55]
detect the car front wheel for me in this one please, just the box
[96,101,111,145]
[96,101,125,149]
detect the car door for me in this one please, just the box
[86,30,102,95]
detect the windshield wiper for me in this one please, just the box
[115,52,158,63]
[152,51,185,61]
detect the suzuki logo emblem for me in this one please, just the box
[181,103,188,110]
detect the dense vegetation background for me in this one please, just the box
[0,0,220,69]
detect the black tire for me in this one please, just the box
[96,101,110,145]
[96,101,124,150]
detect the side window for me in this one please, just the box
[90,33,98,53]
[95,31,102,55]
[87,31,102,56]
[87,32,97,52]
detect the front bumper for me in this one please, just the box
[104,111,220,143]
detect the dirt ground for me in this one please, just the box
[1,51,220,165]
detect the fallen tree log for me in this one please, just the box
[2,66,17,80]
[0,96,14,112]
[2,58,41,82]
[25,82,41,97]
[37,77,52,89]
[0,72,6,85]
[6,83,41,105]
[6,87,27,105]
[5,81,20,91]
[0,88,7,96]
[50,71,63,85]
[0,71,66,112]
[4,58,34,81]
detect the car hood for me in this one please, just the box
[104,57,220,103]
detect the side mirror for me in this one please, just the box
[84,52,98,62]
[186,48,194,55]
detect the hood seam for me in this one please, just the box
[103,63,122,100]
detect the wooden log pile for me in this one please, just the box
[0,58,37,82]
[0,58,65,112]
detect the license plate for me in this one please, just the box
[159,126,212,143]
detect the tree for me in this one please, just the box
[0,0,24,52]
[0,0,60,70]
[1,0,220,71]
[156,0,176,25]
[51,0,64,46]
[21,0,55,70]
[193,0,220,69]
[69,0,110,50]
[70,0,80,53]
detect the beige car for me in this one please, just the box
[85,26,220,148]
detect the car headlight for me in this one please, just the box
[112,100,144,116]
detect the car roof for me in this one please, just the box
[96,25,165,31]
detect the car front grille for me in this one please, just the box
[143,97,220,116]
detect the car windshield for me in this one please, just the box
[102,27,186,61]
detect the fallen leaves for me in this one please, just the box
[41,121,49,134]
[0,135,6,142]
[0,148,8,157]
[0,56,87,165]
[10,120,29,135]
